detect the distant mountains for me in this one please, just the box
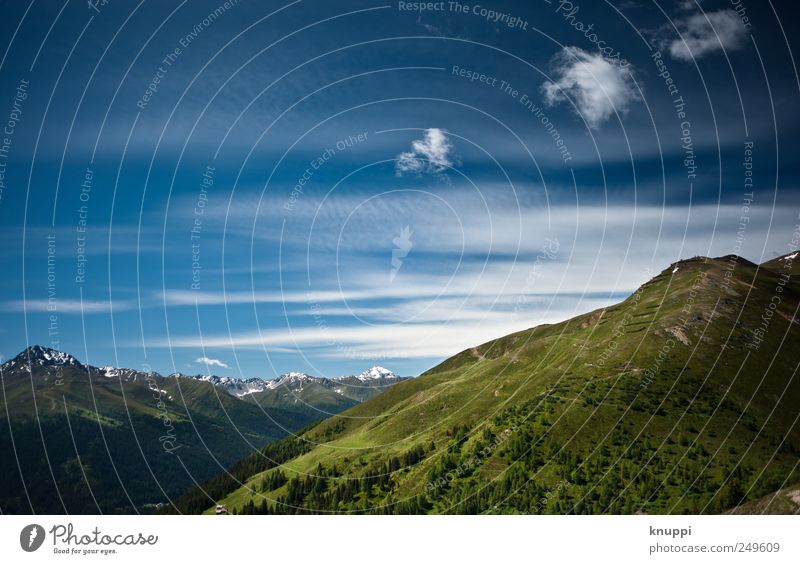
[0,346,404,514]
[175,364,403,401]
[171,252,800,515]
[5,345,404,401]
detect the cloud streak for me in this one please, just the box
[7,299,134,314]
[152,310,598,360]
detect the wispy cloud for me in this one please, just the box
[661,9,749,61]
[395,128,456,174]
[7,299,134,314]
[195,356,230,369]
[153,315,582,360]
[542,46,640,129]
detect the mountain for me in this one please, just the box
[171,373,270,397]
[761,251,800,276]
[172,365,404,405]
[0,348,403,514]
[170,252,800,515]
[251,366,405,409]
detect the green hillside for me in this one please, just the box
[761,251,800,276]
[249,379,358,416]
[1,354,333,514]
[174,253,800,515]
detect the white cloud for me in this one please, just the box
[395,128,455,174]
[195,356,230,369]
[542,47,640,129]
[7,299,134,314]
[664,9,749,61]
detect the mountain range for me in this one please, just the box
[0,346,404,513]
[173,364,402,399]
[167,252,800,515]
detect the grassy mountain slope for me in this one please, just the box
[249,380,359,420]
[178,253,800,515]
[761,251,800,276]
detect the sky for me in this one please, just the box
[0,0,798,380]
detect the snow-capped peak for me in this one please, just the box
[356,366,397,381]
[101,365,119,378]
[267,371,314,389]
[171,373,268,397]
[7,345,83,369]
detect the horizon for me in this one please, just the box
[0,342,402,381]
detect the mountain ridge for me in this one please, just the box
[170,252,800,515]
[1,346,404,400]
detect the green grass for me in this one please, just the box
[181,253,800,515]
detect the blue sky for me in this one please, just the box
[0,0,799,380]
